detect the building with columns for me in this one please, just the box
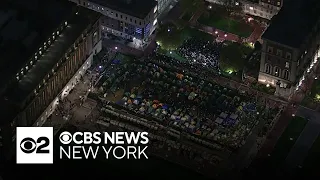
[258,0,320,98]
[0,0,102,161]
[68,0,158,49]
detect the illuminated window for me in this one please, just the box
[153,19,158,26]
[277,1,281,6]
[274,66,280,77]
[57,31,60,35]
[249,6,253,10]
[285,62,290,68]
[65,21,68,26]
[30,61,33,65]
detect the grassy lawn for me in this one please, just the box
[181,27,215,41]
[181,11,193,21]
[219,42,253,73]
[267,116,308,169]
[156,25,215,62]
[156,21,214,50]
[197,12,253,37]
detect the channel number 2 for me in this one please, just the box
[20,137,50,154]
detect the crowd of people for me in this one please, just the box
[178,38,222,69]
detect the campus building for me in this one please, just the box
[68,0,158,49]
[157,0,175,17]
[258,0,320,98]
[205,0,282,20]
[0,0,102,161]
[241,0,283,20]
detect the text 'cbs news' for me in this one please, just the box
[16,127,149,164]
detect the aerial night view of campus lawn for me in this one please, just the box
[3,0,320,180]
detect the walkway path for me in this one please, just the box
[256,60,320,160]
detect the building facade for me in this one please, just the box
[69,0,158,49]
[258,0,320,98]
[242,0,282,20]
[0,7,102,161]
[205,0,282,20]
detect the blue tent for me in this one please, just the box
[112,59,121,64]
[244,103,256,112]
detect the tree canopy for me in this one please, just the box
[219,43,247,72]
[156,23,184,50]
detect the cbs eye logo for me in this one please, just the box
[59,131,72,144]
[20,137,50,154]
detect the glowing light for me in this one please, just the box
[215,31,218,34]
[266,84,270,87]
[115,47,118,50]
[208,5,212,9]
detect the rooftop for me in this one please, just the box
[0,0,74,95]
[89,0,157,19]
[262,0,320,48]
[5,7,99,103]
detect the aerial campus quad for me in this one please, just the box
[0,0,320,179]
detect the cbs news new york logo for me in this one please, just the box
[16,127,53,164]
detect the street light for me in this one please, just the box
[215,31,218,34]
[115,46,118,50]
